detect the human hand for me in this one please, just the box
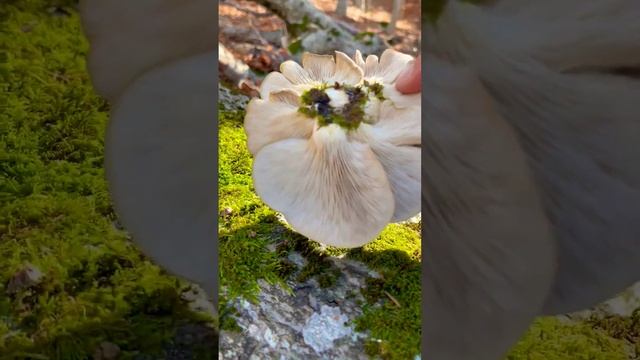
[395,55,421,94]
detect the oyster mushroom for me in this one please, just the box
[244,50,421,248]
[426,1,640,359]
[79,0,218,301]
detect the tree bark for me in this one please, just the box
[335,0,348,17]
[388,0,404,34]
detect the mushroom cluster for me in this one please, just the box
[244,50,421,248]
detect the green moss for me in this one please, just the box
[273,231,343,287]
[348,225,422,360]
[314,273,333,288]
[364,80,385,102]
[219,303,242,332]
[0,2,216,358]
[217,106,288,325]
[340,86,367,127]
[276,259,297,279]
[286,15,311,38]
[585,309,640,357]
[297,81,384,131]
[287,39,304,55]
[360,278,386,303]
[507,317,630,360]
[354,31,375,46]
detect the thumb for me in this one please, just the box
[395,55,421,94]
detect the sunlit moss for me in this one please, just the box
[507,317,630,360]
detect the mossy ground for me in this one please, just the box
[507,317,632,360]
[1,2,216,358]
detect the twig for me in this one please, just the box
[384,291,401,307]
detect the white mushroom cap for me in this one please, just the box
[244,98,313,156]
[352,125,421,222]
[79,0,216,102]
[253,124,395,248]
[245,50,421,247]
[359,49,414,83]
[105,51,218,299]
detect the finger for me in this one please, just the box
[395,55,422,94]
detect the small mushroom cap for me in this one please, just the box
[79,0,216,102]
[244,98,313,156]
[351,91,422,229]
[382,85,421,109]
[301,53,337,82]
[279,60,315,85]
[259,72,295,99]
[332,51,365,84]
[105,52,218,301]
[278,51,364,87]
[353,125,421,222]
[360,49,414,84]
[252,124,396,248]
[353,50,366,68]
[371,94,421,146]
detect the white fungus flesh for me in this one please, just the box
[245,49,421,248]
